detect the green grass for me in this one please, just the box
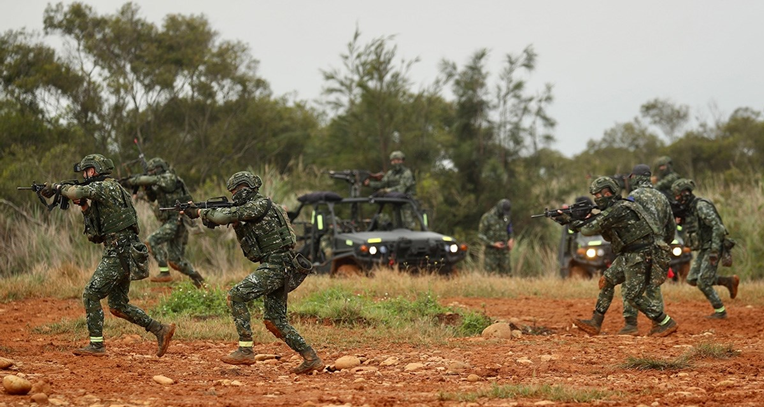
[686,342,741,360]
[438,383,616,403]
[621,341,741,371]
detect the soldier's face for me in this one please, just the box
[390,158,403,165]
[82,168,96,179]
[230,184,246,195]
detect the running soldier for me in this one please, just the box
[478,199,515,274]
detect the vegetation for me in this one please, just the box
[438,383,616,403]
[1,3,762,281]
[621,341,741,371]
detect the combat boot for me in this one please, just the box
[221,347,256,365]
[147,321,176,357]
[291,348,324,374]
[72,342,106,356]
[572,311,604,336]
[649,317,678,337]
[617,316,639,336]
[718,275,739,299]
[150,273,173,283]
[706,310,727,319]
[189,272,206,289]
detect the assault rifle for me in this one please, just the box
[159,196,235,212]
[326,169,383,197]
[531,200,597,221]
[17,175,108,211]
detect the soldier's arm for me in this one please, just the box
[60,183,101,201]
[200,198,270,225]
[477,214,494,245]
[577,206,622,236]
[368,171,391,190]
[126,174,161,187]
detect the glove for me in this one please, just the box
[40,183,60,198]
[552,212,572,225]
[709,251,719,266]
[183,206,200,219]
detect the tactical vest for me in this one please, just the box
[154,173,192,221]
[604,200,653,254]
[628,187,670,238]
[234,197,296,263]
[83,179,138,241]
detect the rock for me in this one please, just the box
[540,355,553,362]
[152,375,174,385]
[534,401,555,406]
[511,330,523,338]
[30,392,48,404]
[0,357,14,369]
[482,322,513,339]
[404,362,425,372]
[379,357,400,366]
[334,356,361,370]
[3,374,32,395]
[30,380,52,395]
[716,379,736,387]
[466,374,480,382]
[516,357,533,364]
[447,361,470,373]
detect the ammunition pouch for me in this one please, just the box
[721,237,736,267]
[129,241,150,280]
[286,252,313,293]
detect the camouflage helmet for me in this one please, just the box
[671,178,696,195]
[496,199,511,215]
[74,154,114,174]
[147,157,169,172]
[226,171,262,191]
[389,150,406,160]
[589,176,621,196]
[653,156,673,168]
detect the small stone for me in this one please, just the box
[404,362,425,372]
[534,401,555,406]
[466,374,480,382]
[254,354,280,361]
[379,357,399,366]
[516,357,533,364]
[540,355,553,362]
[481,323,513,339]
[3,375,32,395]
[30,380,52,395]
[447,361,470,373]
[152,375,174,385]
[0,357,14,369]
[334,356,361,370]
[30,393,48,404]
[511,330,523,339]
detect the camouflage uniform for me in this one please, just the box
[619,168,675,333]
[125,158,204,287]
[55,154,174,356]
[652,156,681,196]
[369,151,416,195]
[478,199,513,274]
[195,171,321,373]
[568,177,677,337]
[672,179,738,318]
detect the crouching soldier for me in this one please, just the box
[184,171,322,374]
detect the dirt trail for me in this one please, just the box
[0,296,762,406]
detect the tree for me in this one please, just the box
[639,98,689,142]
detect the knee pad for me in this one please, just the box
[598,275,607,290]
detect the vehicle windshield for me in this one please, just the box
[333,199,425,232]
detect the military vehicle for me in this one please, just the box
[288,190,467,276]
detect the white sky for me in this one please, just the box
[3,1,763,156]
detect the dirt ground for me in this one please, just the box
[0,294,762,407]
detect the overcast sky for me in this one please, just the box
[3,1,763,156]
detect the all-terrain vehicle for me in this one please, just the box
[288,190,467,276]
[558,225,692,280]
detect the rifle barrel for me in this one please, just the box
[17,187,33,190]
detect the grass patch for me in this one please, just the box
[686,342,741,360]
[621,355,691,371]
[438,383,615,403]
[153,282,235,317]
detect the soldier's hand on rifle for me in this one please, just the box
[553,210,572,225]
[181,202,200,219]
[40,183,60,198]
[492,241,505,249]
[363,179,370,186]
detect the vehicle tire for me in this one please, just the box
[676,262,691,282]
[332,263,363,278]
[568,265,591,279]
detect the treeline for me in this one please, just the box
[1,2,763,247]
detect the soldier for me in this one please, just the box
[364,150,416,196]
[671,179,739,318]
[478,199,515,274]
[617,164,675,335]
[184,171,323,374]
[41,154,175,356]
[560,177,678,337]
[652,156,681,196]
[123,157,205,288]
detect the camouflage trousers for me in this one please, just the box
[483,248,511,275]
[146,218,196,276]
[595,247,669,323]
[228,252,310,353]
[83,231,153,339]
[688,248,724,310]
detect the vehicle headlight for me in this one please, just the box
[379,245,388,254]
[449,244,459,253]
[586,248,597,259]
[597,248,605,257]
[369,246,378,255]
[672,247,683,257]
